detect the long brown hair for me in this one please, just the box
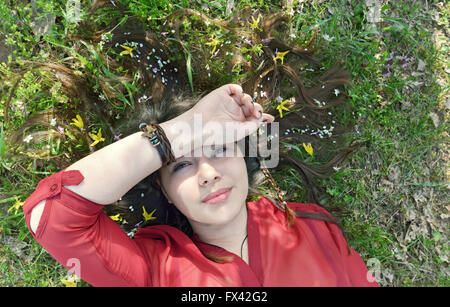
[5,1,360,261]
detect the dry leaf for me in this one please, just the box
[379,178,394,194]
[429,112,440,128]
[225,0,234,16]
[388,165,401,183]
[0,35,17,63]
[2,236,31,260]
[401,100,412,110]
[417,59,426,71]
[366,0,381,24]
[405,208,417,221]
[413,190,427,205]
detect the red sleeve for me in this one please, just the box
[22,168,151,287]
[289,202,380,287]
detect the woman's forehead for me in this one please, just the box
[181,144,221,158]
[180,143,237,158]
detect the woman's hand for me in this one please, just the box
[190,84,275,145]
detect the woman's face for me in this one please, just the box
[159,142,248,226]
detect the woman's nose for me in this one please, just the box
[198,161,221,186]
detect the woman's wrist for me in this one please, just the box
[159,110,197,159]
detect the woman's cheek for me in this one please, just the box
[173,177,199,205]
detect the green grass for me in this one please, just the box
[0,0,448,286]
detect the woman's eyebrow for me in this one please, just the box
[170,155,190,168]
[172,146,217,164]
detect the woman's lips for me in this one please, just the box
[202,187,232,204]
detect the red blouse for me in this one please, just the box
[23,168,379,287]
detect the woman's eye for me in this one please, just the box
[173,162,189,172]
[214,146,227,157]
[173,146,227,172]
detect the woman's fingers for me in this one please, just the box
[251,103,263,119]
[240,95,275,123]
[261,113,275,123]
[235,112,275,140]
[222,84,260,119]
[243,100,273,122]
[240,93,255,118]
[220,83,275,125]
[225,84,244,99]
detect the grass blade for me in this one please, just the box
[186,52,194,93]
[0,123,5,160]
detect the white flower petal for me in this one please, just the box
[23,135,33,143]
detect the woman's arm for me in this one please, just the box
[62,110,195,205]
[23,110,197,286]
[29,110,195,233]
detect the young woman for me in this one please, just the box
[18,3,378,286]
[23,82,377,286]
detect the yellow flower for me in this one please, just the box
[120,44,134,57]
[248,14,262,31]
[274,50,290,65]
[109,213,121,221]
[70,114,84,130]
[302,142,314,156]
[142,206,157,221]
[276,98,291,118]
[7,197,24,215]
[61,274,78,287]
[88,128,106,147]
[205,35,220,55]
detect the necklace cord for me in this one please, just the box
[240,234,248,258]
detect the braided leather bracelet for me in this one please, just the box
[139,123,176,166]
